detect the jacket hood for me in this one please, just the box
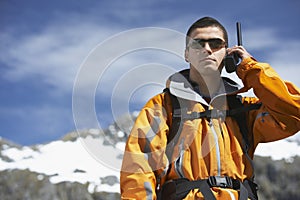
[166,69,244,106]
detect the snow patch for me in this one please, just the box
[255,138,300,161]
[0,138,121,193]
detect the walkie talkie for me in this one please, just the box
[224,22,242,73]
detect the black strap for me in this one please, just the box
[164,88,261,149]
[243,179,259,200]
[164,88,183,144]
[227,95,262,180]
[207,176,249,200]
[227,95,251,150]
[164,89,188,162]
[158,177,258,200]
[158,178,216,200]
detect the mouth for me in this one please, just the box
[200,57,216,62]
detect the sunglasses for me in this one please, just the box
[188,38,226,51]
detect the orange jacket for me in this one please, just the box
[120,57,300,199]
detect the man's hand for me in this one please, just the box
[227,45,252,60]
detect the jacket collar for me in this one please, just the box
[166,69,243,106]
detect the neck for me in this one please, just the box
[189,68,221,98]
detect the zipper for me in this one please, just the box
[174,139,186,178]
[208,92,229,176]
[209,119,221,176]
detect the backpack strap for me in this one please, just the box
[157,176,258,200]
[164,88,188,161]
[227,95,251,151]
[164,88,261,149]
[226,95,262,180]
[162,88,261,199]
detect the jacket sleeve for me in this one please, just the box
[237,57,300,143]
[120,93,169,200]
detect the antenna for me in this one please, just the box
[236,22,242,46]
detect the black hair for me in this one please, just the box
[186,17,228,47]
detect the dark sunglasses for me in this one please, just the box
[188,38,226,50]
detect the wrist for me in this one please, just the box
[237,57,257,71]
[236,57,258,82]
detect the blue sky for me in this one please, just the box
[1,0,300,145]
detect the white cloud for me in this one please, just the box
[72,27,187,129]
[0,17,188,94]
[0,21,116,92]
[242,28,278,49]
[267,40,300,86]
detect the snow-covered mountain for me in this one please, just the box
[0,115,299,197]
[0,131,124,194]
[255,133,300,161]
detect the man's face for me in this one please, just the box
[185,26,226,75]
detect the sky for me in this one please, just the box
[1,0,300,146]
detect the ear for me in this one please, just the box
[219,59,225,72]
[184,48,189,62]
[219,51,227,72]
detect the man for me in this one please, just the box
[120,17,300,200]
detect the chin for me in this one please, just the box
[194,64,219,74]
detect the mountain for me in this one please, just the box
[0,113,299,200]
[0,130,123,200]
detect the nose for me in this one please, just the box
[202,42,212,54]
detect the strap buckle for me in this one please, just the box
[208,176,233,188]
